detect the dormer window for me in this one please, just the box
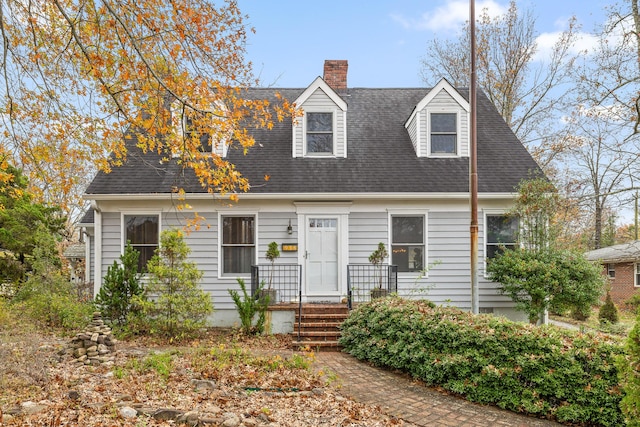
[430,113,457,155]
[405,79,469,158]
[306,112,334,154]
[170,101,228,157]
[292,76,347,158]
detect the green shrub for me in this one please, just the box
[339,297,625,426]
[487,248,604,324]
[618,311,640,426]
[11,240,93,332]
[627,290,640,310]
[228,278,269,335]
[137,228,213,339]
[599,291,619,324]
[13,284,94,332]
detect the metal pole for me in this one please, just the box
[633,191,638,240]
[470,0,479,314]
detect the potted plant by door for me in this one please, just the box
[369,242,389,299]
[260,241,280,304]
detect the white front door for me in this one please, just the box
[306,217,339,296]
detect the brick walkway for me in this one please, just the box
[313,351,563,427]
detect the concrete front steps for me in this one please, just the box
[291,303,349,351]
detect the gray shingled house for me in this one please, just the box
[82,60,542,329]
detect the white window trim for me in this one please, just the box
[387,209,428,278]
[427,109,460,158]
[607,263,615,279]
[635,263,640,287]
[303,109,337,157]
[218,211,259,279]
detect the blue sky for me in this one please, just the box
[238,0,610,88]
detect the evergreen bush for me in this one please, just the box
[137,228,213,339]
[95,241,145,326]
[598,291,619,324]
[339,297,624,426]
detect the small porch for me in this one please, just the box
[250,264,398,307]
[250,264,398,350]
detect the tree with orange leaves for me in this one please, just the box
[0,0,293,230]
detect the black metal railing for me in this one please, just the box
[346,264,398,309]
[250,264,302,305]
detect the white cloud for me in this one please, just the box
[391,0,507,33]
[533,31,599,62]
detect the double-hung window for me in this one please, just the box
[635,264,640,287]
[306,112,333,154]
[607,263,616,279]
[222,216,255,275]
[430,113,457,155]
[124,215,159,272]
[391,216,425,272]
[486,214,519,260]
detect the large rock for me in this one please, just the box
[119,406,137,419]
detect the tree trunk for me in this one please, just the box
[594,199,603,249]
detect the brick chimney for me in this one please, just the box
[323,60,348,93]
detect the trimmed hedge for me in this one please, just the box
[339,297,625,426]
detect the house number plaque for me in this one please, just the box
[281,244,298,252]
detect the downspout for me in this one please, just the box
[469,0,479,314]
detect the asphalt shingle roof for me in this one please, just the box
[585,241,640,263]
[79,209,94,225]
[85,87,542,196]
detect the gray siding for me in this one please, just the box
[88,236,95,284]
[170,213,218,301]
[101,212,122,279]
[405,113,419,155]
[419,110,428,155]
[94,204,516,317]
[348,212,389,263]
[256,212,299,263]
[396,211,471,308]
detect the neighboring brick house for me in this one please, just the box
[585,241,640,307]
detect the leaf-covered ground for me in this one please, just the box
[0,329,409,426]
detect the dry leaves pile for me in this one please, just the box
[0,329,406,426]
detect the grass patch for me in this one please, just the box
[115,350,178,382]
[550,308,636,336]
[187,343,319,389]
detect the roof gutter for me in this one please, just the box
[83,192,518,202]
